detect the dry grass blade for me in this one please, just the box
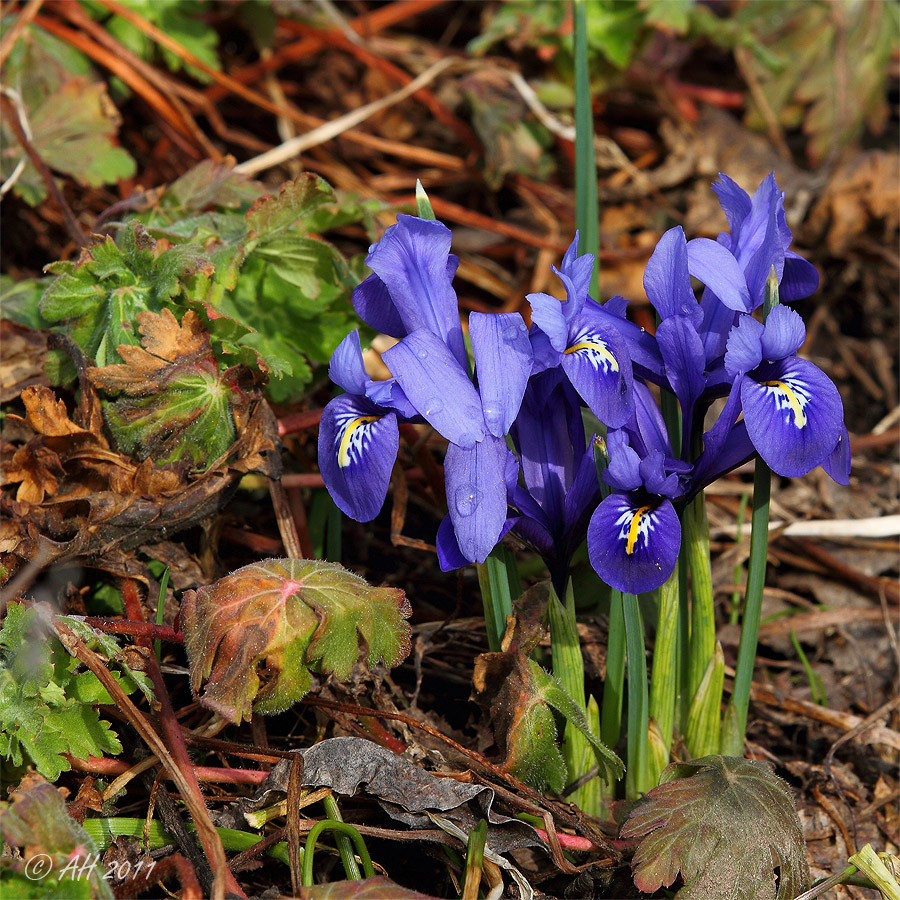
[235,57,456,176]
[53,618,237,900]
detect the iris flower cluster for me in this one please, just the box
[318,175,849,595]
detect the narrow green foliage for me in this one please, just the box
[623,592,651,798]
[573,0,600,298]
[302,820,375,886]
[549,582,593,807]
[415,180,437,220]
[322,794,363,882]
[685,494,716,702]
[477,545,521,652]
[0,604,149,781]
[463,820,488,900]
[847,845,900,900]
[685,642,724,759]
[789,629,827,706]
[649,567,680,782]
[722,269,778,756]
[729,491,751,624]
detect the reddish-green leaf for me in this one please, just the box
[181,559,411,723]
[620,755,810,900]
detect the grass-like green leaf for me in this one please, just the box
[181,559,412,723]
[621,755,810,899]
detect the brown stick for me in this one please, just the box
[53,618,238,900]
[0,0,44,68]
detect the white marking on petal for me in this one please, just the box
[564,328,620,374]
[335,412,381,468]
[614,504,655,556]
[760,377,811,429]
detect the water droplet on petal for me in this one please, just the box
[417,349,428,359]
[504,322,525,341]
[424,397,444,416]
[454,483,481,517]
[483,406,503,432]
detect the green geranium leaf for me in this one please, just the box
[87,308,254,467]
[620,755,810,899]
[245,173,335,240]
[40,224,212,368]
[0,779,113,899]
[181,559,412,723]
[0,604,144,781]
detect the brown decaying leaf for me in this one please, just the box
[1,369,278,581]
[296,875,443,900]
[0,320,49,402]
[87,308,215,395]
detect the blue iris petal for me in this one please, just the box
[318,395,399,522]
[588,493,681,594]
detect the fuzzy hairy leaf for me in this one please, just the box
[181,559,412,723]
[473,649,622,792]
[87,309,253,467]
[0,604,148,781]
[0,777,113,899]
[245,174,335,240]
[40,224,212,369]
[620,755,810,900]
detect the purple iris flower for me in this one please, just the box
[526,235,637,427]
[384,313,532,565]
[587,428,685,594]
[686,173,819,364]
[721,304,845,479]
[324,210,533,564]
[318,330,414,521]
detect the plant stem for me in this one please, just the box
[549,582,592,808]
[684,493,722,757]
[573,0,599,297]
[477,545,520,652]
[600,587,625,749]
[721,267,779,756]
[322,794,362,881]
[462,820,487,900]
[649,567,679,782]
[623,592,650,798]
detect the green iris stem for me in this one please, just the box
[684,492,722,758]
[675,549,690,734]
[721,455,771,755]
[649,566,679,778]
[685,494,716,698]
[573,0,599,297]
[623,591,650,798]
[462,819,488,900]
[722,267,779,756]
[600,587,626,749]
[322,794,363,881]
[302,819,374,886]
[477,545,520,652]
[550,582,593,806]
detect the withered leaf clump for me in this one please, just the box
[181,559,412,723]
[620,756,810,900]
[88,308,255,467]
[0,329,276,580]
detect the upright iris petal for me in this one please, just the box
[527,236,634,427]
